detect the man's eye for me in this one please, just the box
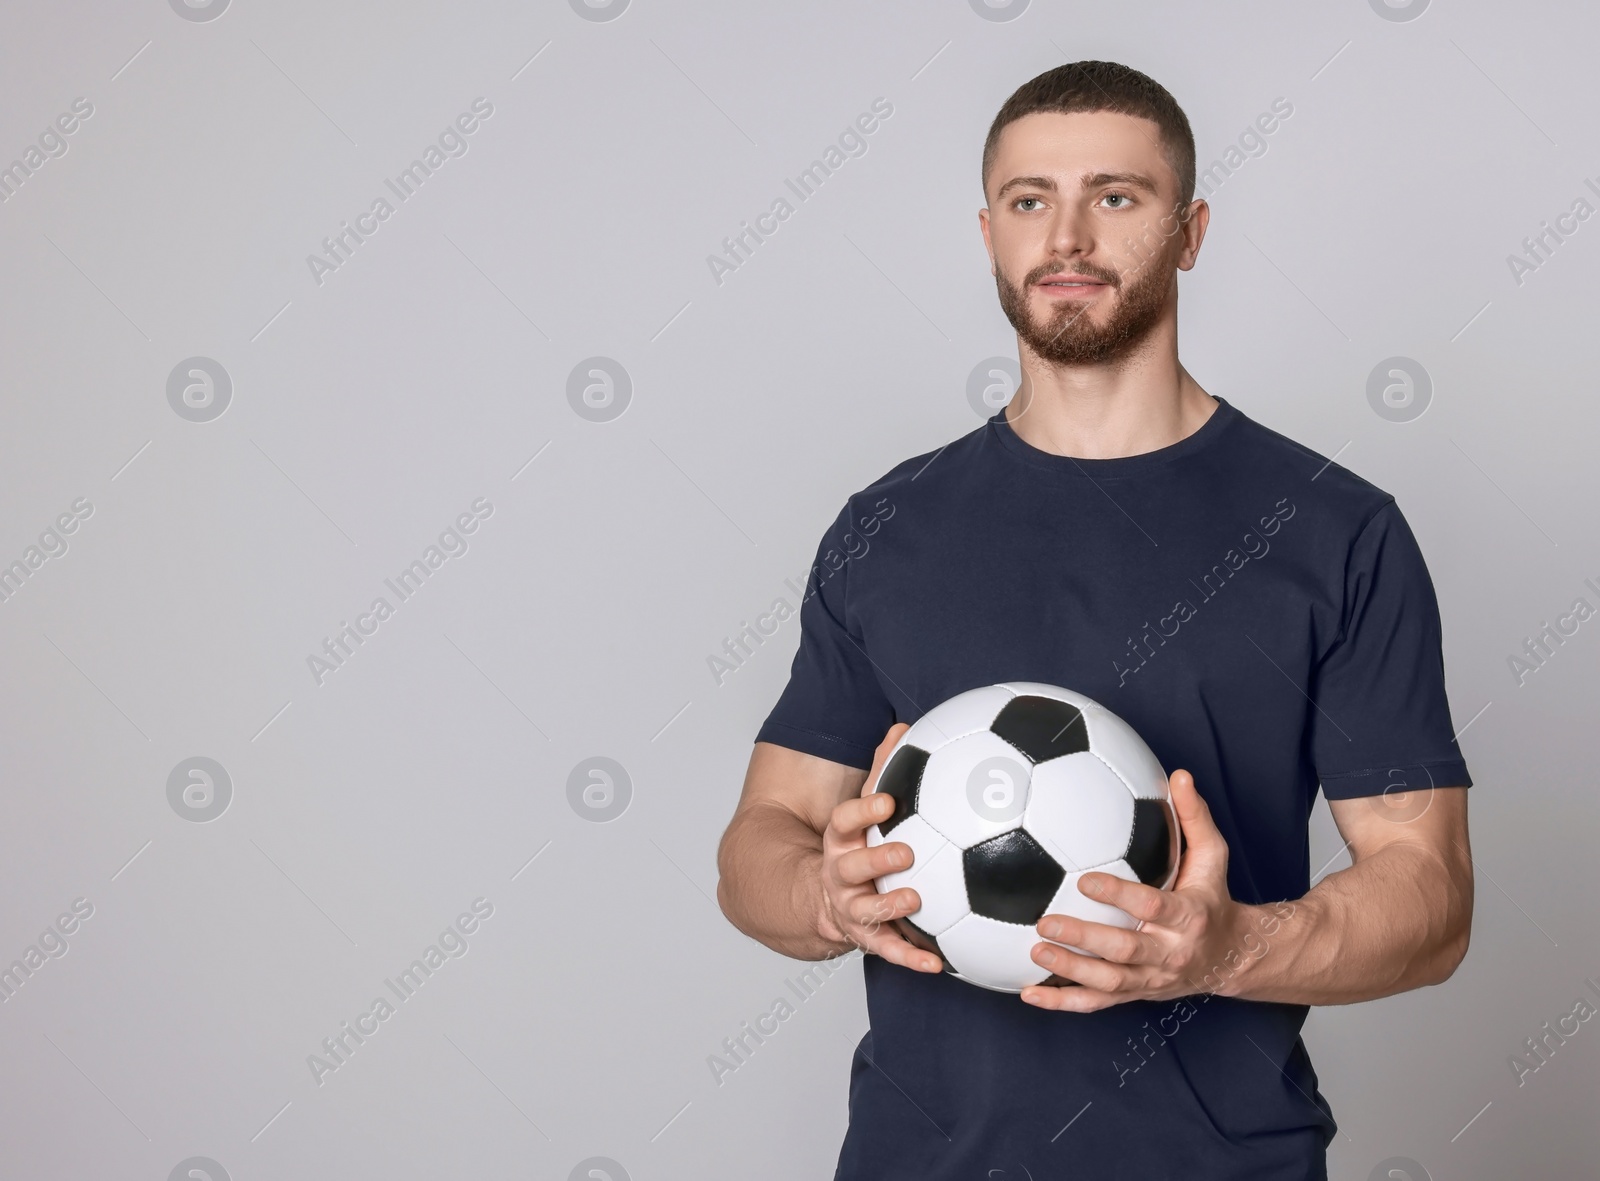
[1103,193,1131,208]
[1014,197,1041,212]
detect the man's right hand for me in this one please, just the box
[817,723,943,973]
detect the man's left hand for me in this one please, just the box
[1020,768,1250,1011]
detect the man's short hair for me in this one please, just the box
[981,60,1196,209]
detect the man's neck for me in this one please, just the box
[1004,355,1217,461]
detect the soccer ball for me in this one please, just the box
[867,682,1181,993]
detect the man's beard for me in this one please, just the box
[995,254,1172,367]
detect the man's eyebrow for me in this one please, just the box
[1081,170,1160,196]
[993,170,1161,202]
[993,174,1057,202]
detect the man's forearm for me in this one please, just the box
[1209,841,1471,1005]
[717,803,854,961]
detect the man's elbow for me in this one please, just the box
[1423,847,1474,986]
[1425,920,1472,985]
[714,831,743,927]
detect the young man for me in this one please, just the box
[716,61,1473,1180]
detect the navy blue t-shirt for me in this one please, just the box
[754,395,1472,1181]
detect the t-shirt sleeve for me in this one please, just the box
[1310,499,1473,800]
[753,502,896,771]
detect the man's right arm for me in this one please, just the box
[715,730,943,973]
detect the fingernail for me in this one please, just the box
[1040,919,1059,939]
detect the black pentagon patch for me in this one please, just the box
[963,829,1067,925]
[1125,798,1179,886]
[895,917,949,972]
[875,745,929,836]
[990,695,1090,764]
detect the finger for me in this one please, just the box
[835,840,914,887]
[828,793,896,844]
[847,885,921,931]
[843,892,941,973]
[1167,769,1228,886]
[1030,941,1134,993]
[1077,871,1178,927]
[861,723,912,797]
[1036,912,1152,965]
[1019,981,1121,1011]
[860,924,943,973]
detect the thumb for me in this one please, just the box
[1168,769,1228,888]
[862,722,911,797]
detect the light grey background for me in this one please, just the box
[0,1,1594,1178]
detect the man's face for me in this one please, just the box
[980,110,1200,367]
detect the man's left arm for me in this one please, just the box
[1211,785,1473,1004]
[1024,497,1477,1011]
[1230,495,1477,1004]
[1020,770,1474,1010]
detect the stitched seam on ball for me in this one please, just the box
[912,684,1016,745]
[1044,745,1141,871]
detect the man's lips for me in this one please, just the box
[1037,276,1110,297]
